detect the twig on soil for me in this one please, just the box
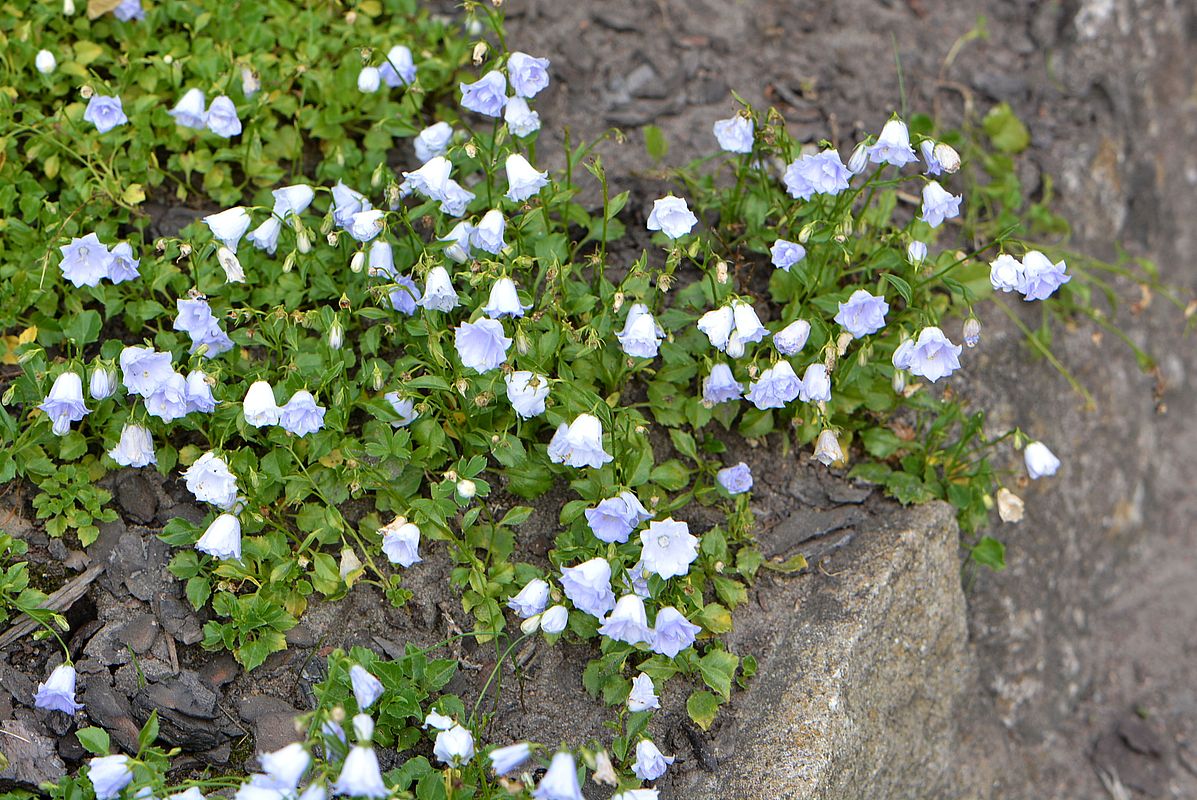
[0,562,103,651]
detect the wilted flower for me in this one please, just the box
[217,246,245,283]
[504,96,540,137]
[1018,251,1071,301]
[996,487,1025,522]
[712,114,754,153]
[507,579,550,618]
[934,142,961,173]
[616,303,665,359]
[205,95,241,137]
[585,491,651,544]
[488,742,532,776]
[547,414,612,469]
[423,711,454,731]
[773,319,811,356]
[196,513,242,560]
[507,51,550,98]
[332,746,387,799]
[504,370,549,418]
[627,672,659,713]
[598,594,653,645]
[770,239,806,271]
[183,452,239,510]
[36,49,57,74]
[1023,441,1060,479]
[633,739,674,781]
[835,289,889,338]
[59,233,113,287]
[745,361,801,409]
[650,606,700,657]
[455,318,512,372]
[243,380,280,427]
[420,266,460,312]
[170,88,208,129]
[460,70,508,117]
[204,207,252,253]
[813,429,845,466]
[83,95,128,133]
[380,518,421,567]
[88,755,133,800]
[798,362,832,403]
[702,363,743,404]
[783,149,851,199]
[349,665,384,710]
[919,181,962,228]
[891,326,962,382]
[108,423,155,467]
[717,462,753,494]
[279,390,326,436]
[505,154,549,202]
[560,557,616,618]
[379,44,417,87]
[414,122,453,162]
[39,372,88,435]
[639,518,698,580]
[241,67,260,98]
[34,663,83,714]
[434,725,475,767]
[646,195,698,239]
[867,118,918,167]
[533,752,584,800]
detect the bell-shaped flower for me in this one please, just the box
[745,361,801,409]
[560,557,616,618]
[357,66,381,93]
[639,518,698,580]
[507,52,550,98]
[504,96,540,137]
[388,275,422,315]
[702,363,742,405]
[482,276,529,318]
[402,156,452,203]
[440,222,473,263]
[423,711,454,731]
[697,305,735,352]
[83,95,127,133]
[505,154,549,202]
[108,423,156,467]
[1018,251,1071,301]
[989,254,1023,293]
[919,180,961,228]
[455,318,511,372]
[547,414,612,469]
[170,88,207,129]
[107,241,140,283]
[532,752,584,800]
[204,207,252,253]
[770,238,806,271]
[349,665,384,710]
[1024,441,1060,479]
[891,327,961,383]
[419,266,459,312]
[650,606,700,658]
[439,179,475,217]
[627,672,659,713]
[459,70,508,117]
[507,578,550,618]
[90,365,116,400]
[347,209,385,243]
[384,393,419,428]
[39,372,89,435]
[920,140,943,176]
[585,492,651,544]
[256,743,310,792]
[145,371,189,423]
[243,380,280,427]
[646,195,697,239]
[379,45,417,87]
[332,181,372,229]
[616,304,665,359]
[835,289,889,338]
[206,95,242,137]
[798,363,832,403]
[59,233,113,287]
[272,184,315,219]
[908,240,928,265]
[414,122,453,163]
[782,150,851,200]
[113,0,145,21]
[88,755,133,800]
[471,209,507,254]
[598,594,652,645]
[36,49,56,74]
[867,118,918,167]
[380,517,421,567]
[726,300,768,357]
[183,452,239,510]
[774,319,811,356]
[505,371,549,418]
[332,746,387,799]
[632,740,674,781]
[540,604,568,634]
[813,429,845,467]
[716,462,753,495]
[174,297,219,339]
[279,390,326,436]
[186,370,218,414]
[488,742,532,776]
[248,217,282,254]
[433,725,475,767]
[963,318,982,348]
[196,513,242,560]
[120,345,175,397]
[713,114,753,154]
[34,663,83,714]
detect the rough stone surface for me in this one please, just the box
[0,715,67,787]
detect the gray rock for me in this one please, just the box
[116,473,158,524]
[252,712,301,754]
[0,716,66,786]
[117,613,160,654]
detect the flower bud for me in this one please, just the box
[297,230,312,254]
[519,614,541,635]
[63,0,75,14]
[812,429,845,467]
[907,241,927,266]
[371,364,384,391]
[350,251,365,273]
[963,317,981,348]
[352,713,374,743]
[456,479,477,499]
[933,142,961,173]
[847,141,869,175]
[282,252,297,273]
[328,321,344,351]
[35,50,57,75]
[892,369,906,394]
[996,487,1024,523]
[90,364,116,400]
[798,222,815,244]
[371,162,386,188]
[339,548,363,585]
[715,260,729,284]
[472,41,489,65]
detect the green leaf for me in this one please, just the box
[644,125,669,161]
[686,689,721,731]
[970,536,1006,571]
[76,727,110,756]
[983,103,1030,154]
[137,710,159,752]
[697,649,739,700]
[62,311,102,345]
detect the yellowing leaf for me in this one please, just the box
[122,183,145,206]
[2,326,37,365]
[72,40,104,64]
[86,0,122,19]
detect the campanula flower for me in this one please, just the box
[420,266,459,312]
[712,114,754,154]
[39,372,88,435]
[533,752,584,800]
[279,390,326,436]
[813,429,845,466]
[585,491,651,544]
[183,452,239,510]
[847,141,869,175]
[646,195,698,239]
[560,557,616,618]
[88,755,133,800]
[633,740,674,781]
[1024,441,1060,479]
[108,423,155,467]
[196,513,242,560]
[332,746,387,799]
[243,380,280,427]
[625,559,651,598]
[366,240,395,279]
[455,318,511,372]
[217,247,245,283]
[702,363,743,404]
[170,88,207,129]
[616,303,665,359]
[482,276,529,318]
[248,217,282,254]
[547,414,613,469]
[34,663,83,714]
[505,154,549,202]
[388,275,422,315]
[332,181,371,228]
[504,96,541,137]
[505,370,549,418]
[835,289,889,338]
[240,67,260,98]
[379,45,417,87]
[402,156,452,203]
[919,181,961,228]
[650,607,700,658]
[507,51,550,98]
[907,240,928,265]
[989,254,1023,293]
[145,371,189,422]
[352,714,374,743]
[782,149,852,200]
[414,122,453,163]
[507,579,550,618]
[349,665,384,710]
[640,518,698,580]
[540,604,568,634]
[434,726,475,767]
[599,594,653,645]
[347,209,385,242]
[423,711,454,731]
[441,221,474,263]
[920,140,943,176]
[867,118,918,167]
[357,66,381,93]
[384,393,419,427]
[257,743,311,791]
[59,233,113,287]
[83,95,127,133]
[174,296,219,338]
[380,517,421,567]
[272,184,315,219]
[90,365,116,400]
[206,95,241,137]
[460,70,507,117]
[112,0,143,20]
[770,239,806,271]
[119,345,175,397]
[963,317,981,347]
[727,300,768,357]
[697,305,734,351]
[774,319,811,356]
[107,241,140,283]
[627,672,659,713]
[891,326,962,382]
[717,462,753,494]
[488,743,532,776]
[471,209,507,254]
[745,361,801,409]
[440,180,475,217]
[36,50,56,74]
[799,362,832,403]
[185,370,217,414]
[1018,251,1071,301]
[925,141,960,174]
[204,207,252,253]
